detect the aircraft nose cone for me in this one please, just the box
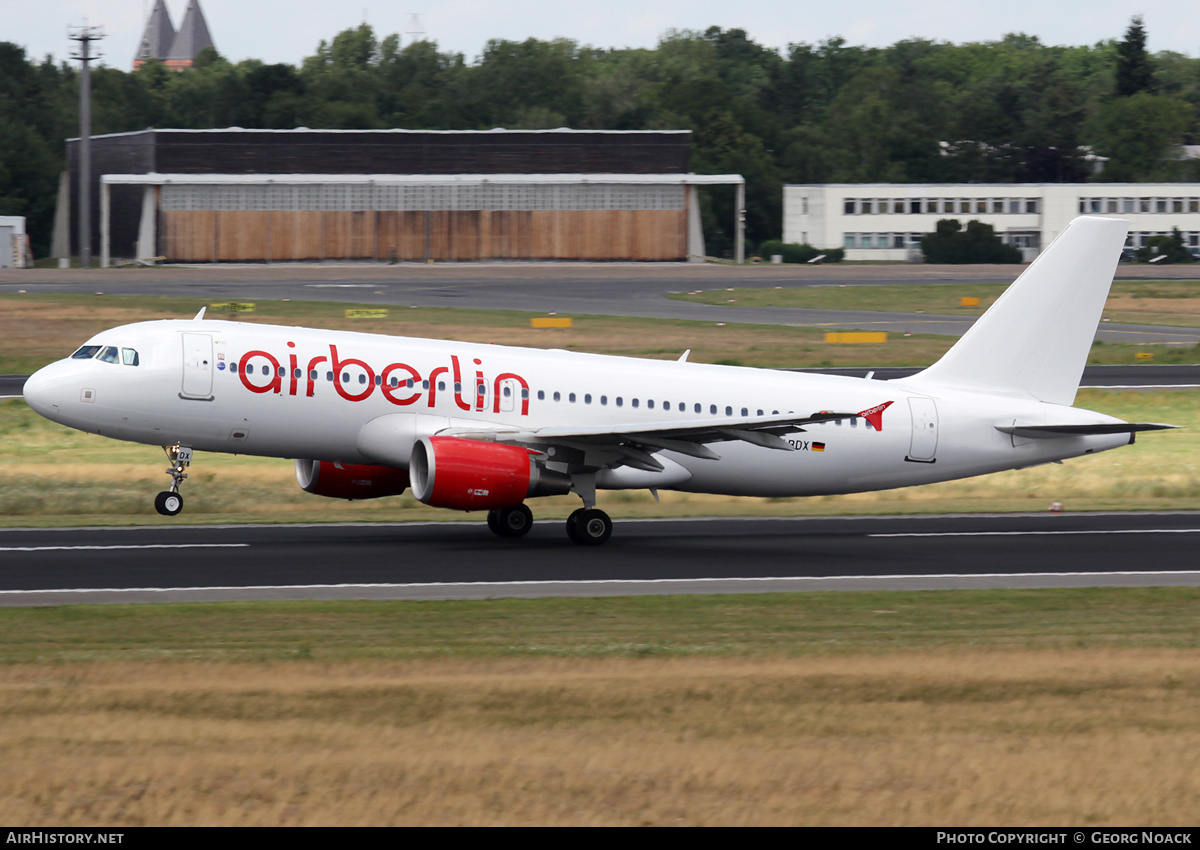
[22,366,62,422]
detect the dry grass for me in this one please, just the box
[1,651,1199,825]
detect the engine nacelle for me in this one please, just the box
[295,459,410,500]
[409,436,571,511]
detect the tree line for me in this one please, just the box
[2,16,1198,258]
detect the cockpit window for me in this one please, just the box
[122,348,140,366]
[71,345,102,360]
[97,346,120,364]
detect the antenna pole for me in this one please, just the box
[69,24,104,268]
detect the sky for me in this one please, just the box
[7,0,1200,69]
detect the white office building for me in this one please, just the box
[783,183,1200,261]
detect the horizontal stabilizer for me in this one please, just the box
[996,422,1178,438]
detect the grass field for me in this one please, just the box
[1,591,1199,825]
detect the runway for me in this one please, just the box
[2,512,1198,605]
[4,263,1200,344]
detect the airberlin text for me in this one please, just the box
[236,343,530,416]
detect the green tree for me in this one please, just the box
[1115,15,1153,97]
[1088,92,1192,180]
[691,109,780,252]
[1137,228,1196,263]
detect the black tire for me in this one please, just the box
[487,509,502,535]
[565,508,585,544]
[569,508,612,546]
[154,491,183,517]
[495,504,533,538]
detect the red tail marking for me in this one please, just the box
[858,400,894,431]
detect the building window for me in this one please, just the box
[844,234,857,249]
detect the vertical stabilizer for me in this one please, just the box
[907,216,1128,406]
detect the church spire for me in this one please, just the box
[164,0,216,68]
[132,0,176,69]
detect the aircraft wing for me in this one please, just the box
[440,408,874,470]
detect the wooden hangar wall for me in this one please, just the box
[71,129,696,262]
[160,208,688,263]
[155,179,691,262]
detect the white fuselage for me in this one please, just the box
[23,318,1132,499]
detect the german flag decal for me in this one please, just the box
[812,442,826,452]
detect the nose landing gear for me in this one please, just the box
[154,445,192,517]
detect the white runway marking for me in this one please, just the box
[1087,384,1200,389]
[0,544,249,552]
[3,570,1200,600]
[870,529,1200,538]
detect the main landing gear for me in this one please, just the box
[485,503,614,545]
[566,508,613,546]
[487,504,533,538]
[154,444,192,517]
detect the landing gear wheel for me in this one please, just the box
[488,504,533,538]
[566,508,612,546]
[565,508,585,544]
[154,491,184,517]
[156,444,192,517]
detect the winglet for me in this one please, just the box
[193,307,207,321]
[857,400,894,431]
[678,349,691,363]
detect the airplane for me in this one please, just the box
[21,216,1175,545]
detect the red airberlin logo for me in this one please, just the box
[858,401,893,431]
[236,343,530,415]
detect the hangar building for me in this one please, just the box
[62,128,742,265]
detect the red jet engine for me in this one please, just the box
[295,460,410,500]
[409,436,571,511]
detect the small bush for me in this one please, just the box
[757,240,844,264]
[921,219,1023,264]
